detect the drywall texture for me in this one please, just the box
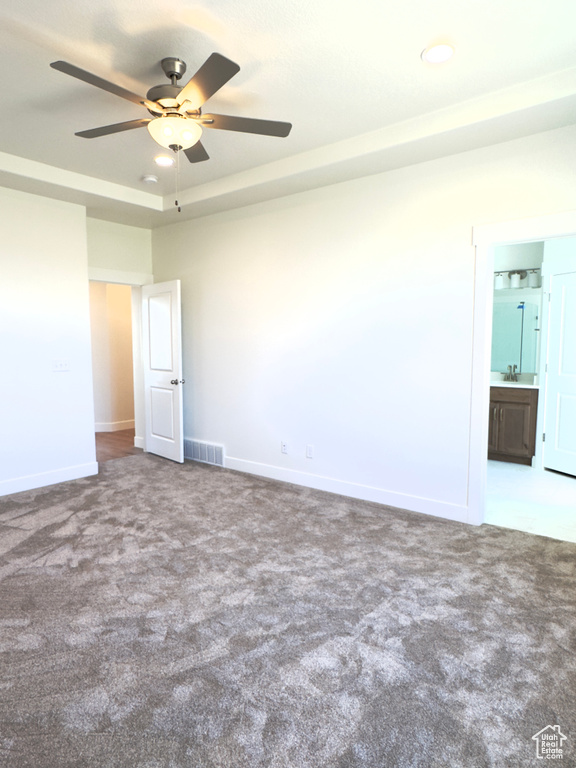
[151,124,576,523]
[0,188,97,494]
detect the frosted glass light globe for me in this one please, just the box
[147,116,202,150]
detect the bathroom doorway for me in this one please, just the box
[480,233,576,542]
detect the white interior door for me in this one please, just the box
[543,270,576,476]
[142,280,184,463]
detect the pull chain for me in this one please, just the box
[174,147,181,213]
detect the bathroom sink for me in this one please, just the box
[490,372,536,385]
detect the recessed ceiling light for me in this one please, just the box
[155,155,175,167]
[421,44,455,64]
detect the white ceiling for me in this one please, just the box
[2,0,576,227]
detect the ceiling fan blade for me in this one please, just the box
[200,113,292,138]
[142,99,165,115]
[184,141,210,163]
[51,61,146,106]
[75,118,151,138]
[176,53,240,110]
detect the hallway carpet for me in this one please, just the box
[0,454,574,767]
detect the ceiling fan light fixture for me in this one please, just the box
[147,116,202,150]
[51,54,291,167]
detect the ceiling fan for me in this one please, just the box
[50,54,292,163]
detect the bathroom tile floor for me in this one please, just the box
[485,460,576,543]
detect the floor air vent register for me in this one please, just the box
[184,439,225,467]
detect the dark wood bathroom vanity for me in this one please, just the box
[488,386,539,465]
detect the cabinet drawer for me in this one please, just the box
[490,386,538,405]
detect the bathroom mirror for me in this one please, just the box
[491,292,540,374]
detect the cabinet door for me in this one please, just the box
[498,402,532,457]
[488,403,499,452]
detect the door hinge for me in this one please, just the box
[542,433,546,442]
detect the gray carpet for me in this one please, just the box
[0,454,574,767]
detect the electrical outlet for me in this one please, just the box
[281,441,288,454]
[306,444,314,459]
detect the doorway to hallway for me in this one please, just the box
[95,429,142,463]
[89,281,136,453]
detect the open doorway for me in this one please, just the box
[89,281,143,463]
[471,214,576,543]
[484,241,576,541]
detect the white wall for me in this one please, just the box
[494,241,544,273]
[151,124,576,524]
[89,282,135,432]
[0,188,98,495]
[87,218,153,277]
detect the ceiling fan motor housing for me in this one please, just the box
[147,58,190,111]
[146,83,182,107]
[161,57,186,81]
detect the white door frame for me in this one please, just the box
[469,211,576,525]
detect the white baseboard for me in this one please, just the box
[0,462,99,497]
[134,435,145,449]
[224,457,472,525]
[95,420,135,433]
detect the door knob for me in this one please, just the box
[170,379,178,385]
